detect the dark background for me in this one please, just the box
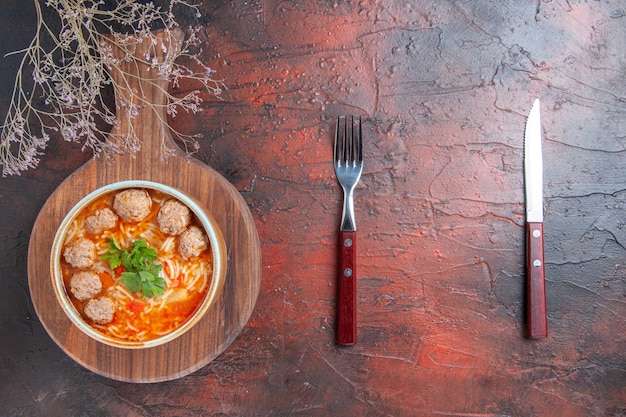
[1,1,625,416]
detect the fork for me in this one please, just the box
[334,115,363,345]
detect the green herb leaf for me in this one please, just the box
[102,238,165,298]
[101,237,123,269]
[139,270,166,297]
[120,271,142,293]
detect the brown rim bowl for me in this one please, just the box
[50,180,227,349]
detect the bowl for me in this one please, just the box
[51,180,227,349]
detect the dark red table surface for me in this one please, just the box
[1,1,625,416]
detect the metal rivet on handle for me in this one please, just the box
[344,238,353,247]
[344,268,352,277]
[533,259,542,267]
[532,229,541,238]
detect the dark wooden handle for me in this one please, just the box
[526,222,548,338]
[337,230,356,345]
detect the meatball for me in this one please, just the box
[84,297,115,324]
[112,189,152,222]
[85,207,118,234]
[69,271,102,301]
[157,199,191,235]
[178,225,208,259]
[63,238,96,269]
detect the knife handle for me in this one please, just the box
[337,230,356,345]
[526,222,548,339]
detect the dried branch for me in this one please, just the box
[0,0,221,176]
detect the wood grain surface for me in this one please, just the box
[27,30,261,382]
[1,1,625,416]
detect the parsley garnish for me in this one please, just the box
[102,237,165,297]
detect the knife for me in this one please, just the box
[524,98,548,339]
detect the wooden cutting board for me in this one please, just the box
[27,29,262,382]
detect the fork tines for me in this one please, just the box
[335,115,363,169]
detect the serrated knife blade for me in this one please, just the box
[524,98,548,339]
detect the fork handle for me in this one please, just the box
[337,230,356,345]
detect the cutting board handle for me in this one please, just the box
[102,28,184,164]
